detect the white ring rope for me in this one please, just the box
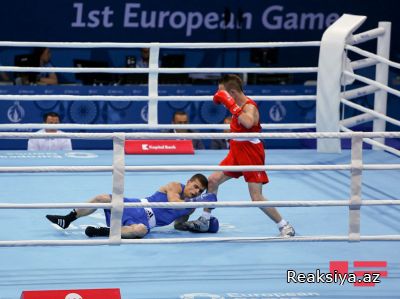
[343,70,400,98]
[341,98,400,127]
[340,113,375,128]
[346,44,400,70]
[341,85,379,100]
[0,123,317,131]
[350,58,378,71]
[0,66,318,74]
[1,235,399,247]
[340,126,400,156]
[0,41,321,49]
[348,27,386,45]
[0,200,399,210]
[0,94,317,102]
[1,164,399,173]
[0,131,399,140]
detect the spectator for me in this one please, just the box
[0,71,9,82]
[0,58,10,82]
[170,111,205,150]
[136,48,150,68]
[32,47,58,85]
[210,115,232,149]
[28,112,72,151]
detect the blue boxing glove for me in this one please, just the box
[185,192,217,202]
[185,216,219,233]
[208,216,219,233]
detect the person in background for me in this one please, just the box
[27,112,72,151]
[136,48,150,68]
[210,115,232,150]
[0,71,9,81]
[0,58,10,81]
[170,111,205,150]
[32,47,58,85]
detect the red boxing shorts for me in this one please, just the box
[220,140,269,184]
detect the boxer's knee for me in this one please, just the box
[93,194,111,203]
[208,172,223,192]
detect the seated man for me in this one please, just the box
[46,173,219,238]
[27,112,72,151]
[210,115,232,149]
[33,47,58,85]
[170,111,205,150]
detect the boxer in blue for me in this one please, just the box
[46,173,219,238]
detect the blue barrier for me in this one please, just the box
[0,84,393,150]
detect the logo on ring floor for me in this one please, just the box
[65,293,82,299]
[64,152,98,158]
[180,294,224,299]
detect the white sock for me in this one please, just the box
[201,211,212,220]
[277,219,288,229]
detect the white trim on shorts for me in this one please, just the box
[140,198,156,229]
[232,138,261,144]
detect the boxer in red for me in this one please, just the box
[186,74,295,237]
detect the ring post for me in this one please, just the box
[148,43,160,126]
[349,135,363,242]
[373,22,391,148]
[110,133,126,244]
[316,14,366,153]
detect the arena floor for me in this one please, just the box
[0,149,399,299]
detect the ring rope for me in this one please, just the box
[351,58,378,70]
[0,95,317,102]
[348,27,386,45]
[346,44,400,69]
[341,98,400,127]
[341,85,379,100]
[0,66,318,74]
[1,164,399,173]
[1,235,399,247]
[0,123,316,131]
[0,131,399,140]
[350,57,378,71]
[0,41,321,49]
[340,126,400,156]
[343,71,400,98]
[1,200,399,210]
[340,113,375,128]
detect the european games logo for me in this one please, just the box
[7,102,25,123]
[141,104,148,122]
[269,101,286,122]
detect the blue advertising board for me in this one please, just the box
[0,1,398,69]
[0,84,397,150]
[0,85,319,149]
[0,1,397,44]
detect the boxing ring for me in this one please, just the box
[0,14,400,298]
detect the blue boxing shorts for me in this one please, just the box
[103,197,151,231]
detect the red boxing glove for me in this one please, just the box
[213,90,242,116]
